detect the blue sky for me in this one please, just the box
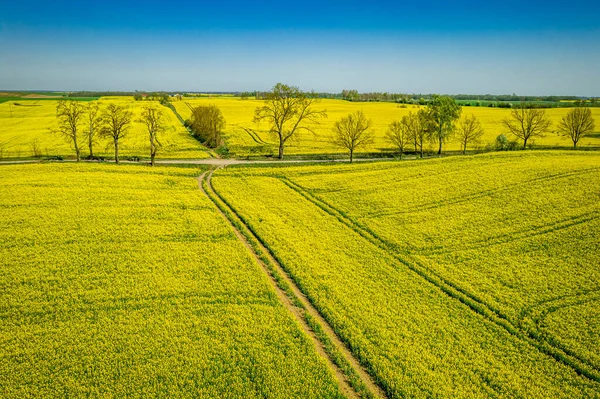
[1,0,599,95]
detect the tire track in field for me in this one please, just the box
[368,166,600,218]
[425,211,599,255]
[240,127,269,145]
[280,177,600,383]
[198,169,387,399]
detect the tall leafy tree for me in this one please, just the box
[189,105,226,148]
[426,95,462,155]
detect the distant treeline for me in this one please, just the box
[64,90,599,108]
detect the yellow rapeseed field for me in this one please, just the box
[0,97,210,159]
[0,163,342,398]
[212,151,600,398]
[174,98,600,157]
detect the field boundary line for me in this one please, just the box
[198,169,387,399]
[280,177,600,383]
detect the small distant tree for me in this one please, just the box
[141,106,165,166]
[30,139,42,158]
[386,120,409,159]
[426,95,462,155]
[456,114,485,154]
[100,103,132,164]
[332,111,374,162]
[84,101,102,159]
[254,83,327,159]
[502,103,552,149]
[54,100,85,161]
[557,107,595,149]
[189,105,226,148]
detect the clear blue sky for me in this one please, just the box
[1,0,599,95]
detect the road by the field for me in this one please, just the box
[0,157,407,166]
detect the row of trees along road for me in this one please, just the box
[54,100,166,165]
[55,86,597,163]
[248,85,595,161]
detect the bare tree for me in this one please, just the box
[386,120,409,159]
[54,100,85,161]
[84,101,102,159]
[456,114,485,154]
[189,105,226,148]
[141,106,165,166]
[254,83,326,159]
[427,95,462,155]
[402,110,430,159]
[100,103,132,164]
[502,104,552,149]
[30,139,42,158]
[557,107,595,149]
[332,111,374,162]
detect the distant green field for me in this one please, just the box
[0,164,343,398]
[212,151,600,398]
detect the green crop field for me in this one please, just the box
[172,98,600,158]
[211,151,600,398]
[0,164,343,398]
[0,98,211,160]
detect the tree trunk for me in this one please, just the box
[463,143,466,155]
[114,139,119,164]
[438,138,443,155]
[573,140,577,149]
[150,138,156,166]
[278,142,284,160]
[74,136,80,162]
[399,150,403,160]
[89,138,94,159]
[420,146,424,159]
[349,149,353,163]
[523,137,528,149]
[151,152,155,166]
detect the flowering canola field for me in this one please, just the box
[174,98,600,157]
[212,151,600,398]
[0,164,342,398]
[0,97,210,159]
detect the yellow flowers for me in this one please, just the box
[0,98,211,159]
[175,97,600,157]
[213,151,600,398]
[0,163,342,398]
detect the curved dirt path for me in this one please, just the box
[199,168,387,399]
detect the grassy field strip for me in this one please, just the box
[281,176,600,382]
[200,168,387,399]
